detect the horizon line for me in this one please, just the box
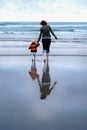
[0,21,87,23]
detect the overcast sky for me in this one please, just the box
[0,0,87,22]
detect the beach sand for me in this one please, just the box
[0,55,87,130]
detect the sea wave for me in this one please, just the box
[0,22,87,34]
[0,22,87,43]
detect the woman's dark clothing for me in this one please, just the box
[42,38,51,53]
[37,24,57,53]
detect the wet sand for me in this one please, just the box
[0,56,87,130]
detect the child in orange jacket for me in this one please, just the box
[28,40,40,61]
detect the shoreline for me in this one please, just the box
[0,39,87,56]
[0,54,87,56]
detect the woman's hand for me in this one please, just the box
[55,36,58,40]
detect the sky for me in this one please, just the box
[0,0,87,22]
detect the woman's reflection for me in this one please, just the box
[38,60,57,100]
[28,60,39,81]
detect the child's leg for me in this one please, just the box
[32,52,36,61]
[32,55,35,60]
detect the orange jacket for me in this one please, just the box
[28,42,40,52]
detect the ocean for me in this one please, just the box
[0,22,87,55]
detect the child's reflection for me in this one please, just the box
[28,60,39,81]
[38,61,57,100]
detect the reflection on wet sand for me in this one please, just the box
[38,60,57,100]
[29,60,57,100]
[28,60,39,81]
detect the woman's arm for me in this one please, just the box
[49,26,58,39]
[37,28,42,42]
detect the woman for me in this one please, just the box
[37,20,58,61]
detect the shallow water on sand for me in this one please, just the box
[0,56,87,130]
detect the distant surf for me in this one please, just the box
[0,22,87,56]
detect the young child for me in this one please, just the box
[28,40,40,61]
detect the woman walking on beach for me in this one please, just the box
[37,20,58,61]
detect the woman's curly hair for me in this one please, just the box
[40,20,47,25]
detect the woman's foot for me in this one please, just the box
[44,59,48,62]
